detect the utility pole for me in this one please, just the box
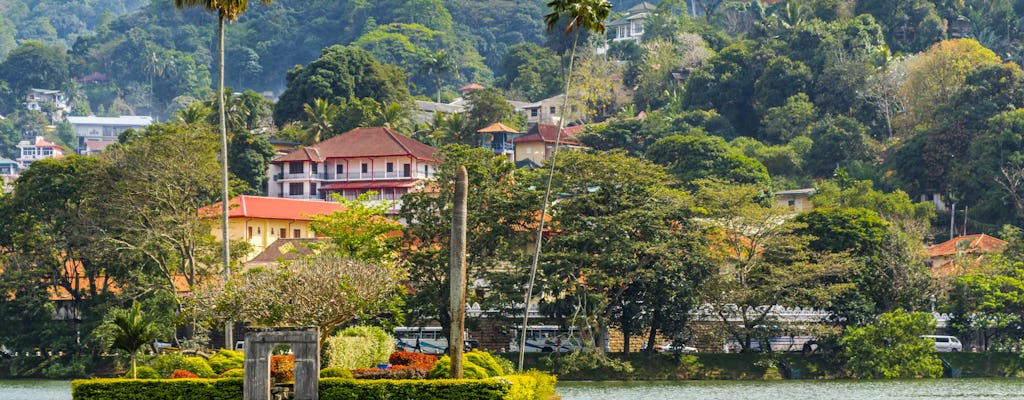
[449,166,468,378]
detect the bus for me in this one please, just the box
[393,327,477,355]
[507,325,581,353]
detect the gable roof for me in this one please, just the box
[513,124,583,145]
[273,127,437,163]
[200,195,345,221]
[927,234,1006,258]
[246,238,326,267]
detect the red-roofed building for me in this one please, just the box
[16,136,65,168]
[200,195,346,260]
[926,234,1006,275]
[458,83,485,93]
[267,127,439,212]
[513,123,586,165]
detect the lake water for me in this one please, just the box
[0,379,71,400]
[6,378,1024,399]
[558,379,1024,400]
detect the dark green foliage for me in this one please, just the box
[795,208,889,257]
[228,130,275,195]
[803,115,871,178]
[273,45,410,126]
[0,41,70,101]
[646,134,770,188]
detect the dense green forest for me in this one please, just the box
[4,0,1024,379]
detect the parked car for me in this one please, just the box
[0,346,12,358]
[922,335,962,352]
[656,341,698,353]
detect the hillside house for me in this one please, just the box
[513,123,585,166]
[608,2,657,44]
[926,233,1006,275]
[478,122,519,161]
[775,188,815,212]
[16,136,65,168]
[67,115,154,155]
[267,127,439,212]
[200,195,345,261]
[26,89,70,120]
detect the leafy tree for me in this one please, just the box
[399,145,529,345]
[274,45,410,127]
[0,40,70,101]
[695,181,849,351]
[462,88,515,143]
[898,39,1002,130]
[310,192,404,264]
[537,151,710,352]
[947,251,1024,351]
[839,309,943,379]
[497,43,563,102]
[99,303,156,379]
[759,93,816,144]
[227,130,275,195]
[803,115,871,178]
[646,134,770,188]
[753,56,812,114]
[681,40,773,136]
[301,98,339,145]
[189,250,406,346]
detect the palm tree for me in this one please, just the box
[519,0,611,372]
[377,102,411,132]
[302,98,338,144]
[417,50,458,103]
[108,303,156,379]
[173,0,273,350]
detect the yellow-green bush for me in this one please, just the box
[207,350,244,374]
[320,366,354,379]
[72,378,243,400]
[323,326,395,369]
[218,368,244,378]
[499,371,558,400]
[427,352,511,379]
[147,353,215,378]
[122,366,161,379]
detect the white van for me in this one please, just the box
[922,335,962,352]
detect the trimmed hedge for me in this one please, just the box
[73,374,555,400]
[72,378,244,400]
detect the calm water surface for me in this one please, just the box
[0,379,71,400]
[558,379,1024,400]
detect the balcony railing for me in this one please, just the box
[323,171,431,181]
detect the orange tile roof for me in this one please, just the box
[200,195,345,221]
[927,234,1006,258]
[273,127,437,163]
[513,124,582,145]
[477,122,518,133]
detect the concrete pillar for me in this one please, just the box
[244,327,320,400]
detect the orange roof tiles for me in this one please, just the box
[273,127,437,163]
[927,234,1006,258]
[477,122,518,133]
[513,124,582,145]
[200,195,345,221]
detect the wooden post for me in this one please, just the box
[449,165,468,378]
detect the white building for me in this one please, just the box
[267,127,439,213]
[607,2,657,44]
[16,136,65,168]
[67,115,154,155]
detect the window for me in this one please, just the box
[403,164,411,177]
[361,163,368,174]
[424,165,429,176]
[386,162,394,173]
[311,163,318,174]
[289,183,304,195]
[549,106,556,114]
[787,200,796,207]
[289,162,303,174]
[294,229,301,238]
[247,227,253,240]
[530,109,538,117]
[310,183,317,195]
[336,165,344,175]
[280,228,286,238]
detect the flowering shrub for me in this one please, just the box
[270,355,295,383]
[168,369,199,379]
[388,351,438,370]
[350,367,426,380]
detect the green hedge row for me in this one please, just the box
[72,374,554,400]
[72,378,244,400]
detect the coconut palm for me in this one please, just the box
[417,50,458,103]
[519,0,611,372]
[302,98,338,144]
[173,0,273,349]
[107,303,156,379]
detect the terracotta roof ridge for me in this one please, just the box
[239,195,248,216]
[383,127,415,156]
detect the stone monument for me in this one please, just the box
[243,327,319,400]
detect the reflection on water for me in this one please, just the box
[558,379,1024,400]
[0,380,71,400]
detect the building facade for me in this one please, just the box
[16,136,65,168]
[201,195,345,261]
[267,127,439,212]
[67,115,154,155]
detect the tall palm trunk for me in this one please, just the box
[218,15,233,350]
[518,29,582,372]
[436,74,442,103]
